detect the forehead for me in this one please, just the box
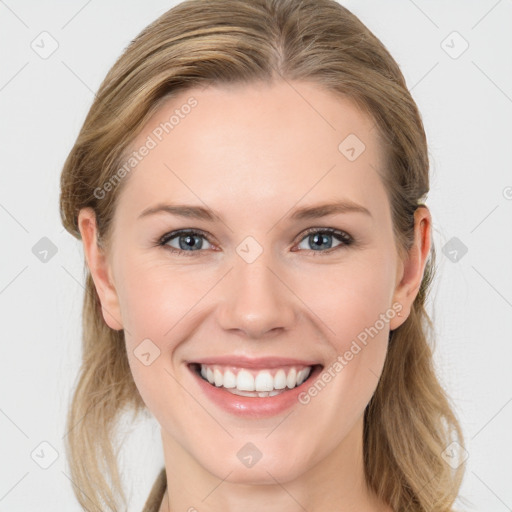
[115,80,388,225]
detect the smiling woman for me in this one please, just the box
[59,1,466,511]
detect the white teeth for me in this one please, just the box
[296,367,311,385]
[226,388,287,398]
[223,370,236,389]
[237,369,255,391]
[286,368,297,389]
[225,388,256,397]
[254,371,274,392]
[214,368,223,387]
[198,364,314,393]
[274,369,287,389]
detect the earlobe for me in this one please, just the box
[78,207,124,331]
[389,206,432,331]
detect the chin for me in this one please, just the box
[190,438,315,486]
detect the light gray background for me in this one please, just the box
[1,1,511,510]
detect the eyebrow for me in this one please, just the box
[138,200,372,222]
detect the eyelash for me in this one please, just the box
[155,227,354,256]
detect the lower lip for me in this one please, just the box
[188,364,323,418]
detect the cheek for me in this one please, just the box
[293,249,397,351]
[292,260,395,447]
[115,256,208,345]
[113,259,202,405]
[116,263,195,422]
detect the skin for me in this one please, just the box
[79,80,431,512]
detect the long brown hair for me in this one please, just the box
[59,1,466,510]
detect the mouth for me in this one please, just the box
[188,361,323,398]
[186,355,324,417]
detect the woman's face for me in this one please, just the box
[81,80,428,484]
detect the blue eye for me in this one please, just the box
[296,228,352,252]
[157,227,353,256]
[159,230,213,254]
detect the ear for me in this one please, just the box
[78,207,124,331]
[389,206,432,331]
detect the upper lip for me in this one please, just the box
[188,355,322,369]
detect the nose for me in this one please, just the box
[216,252,297,339]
